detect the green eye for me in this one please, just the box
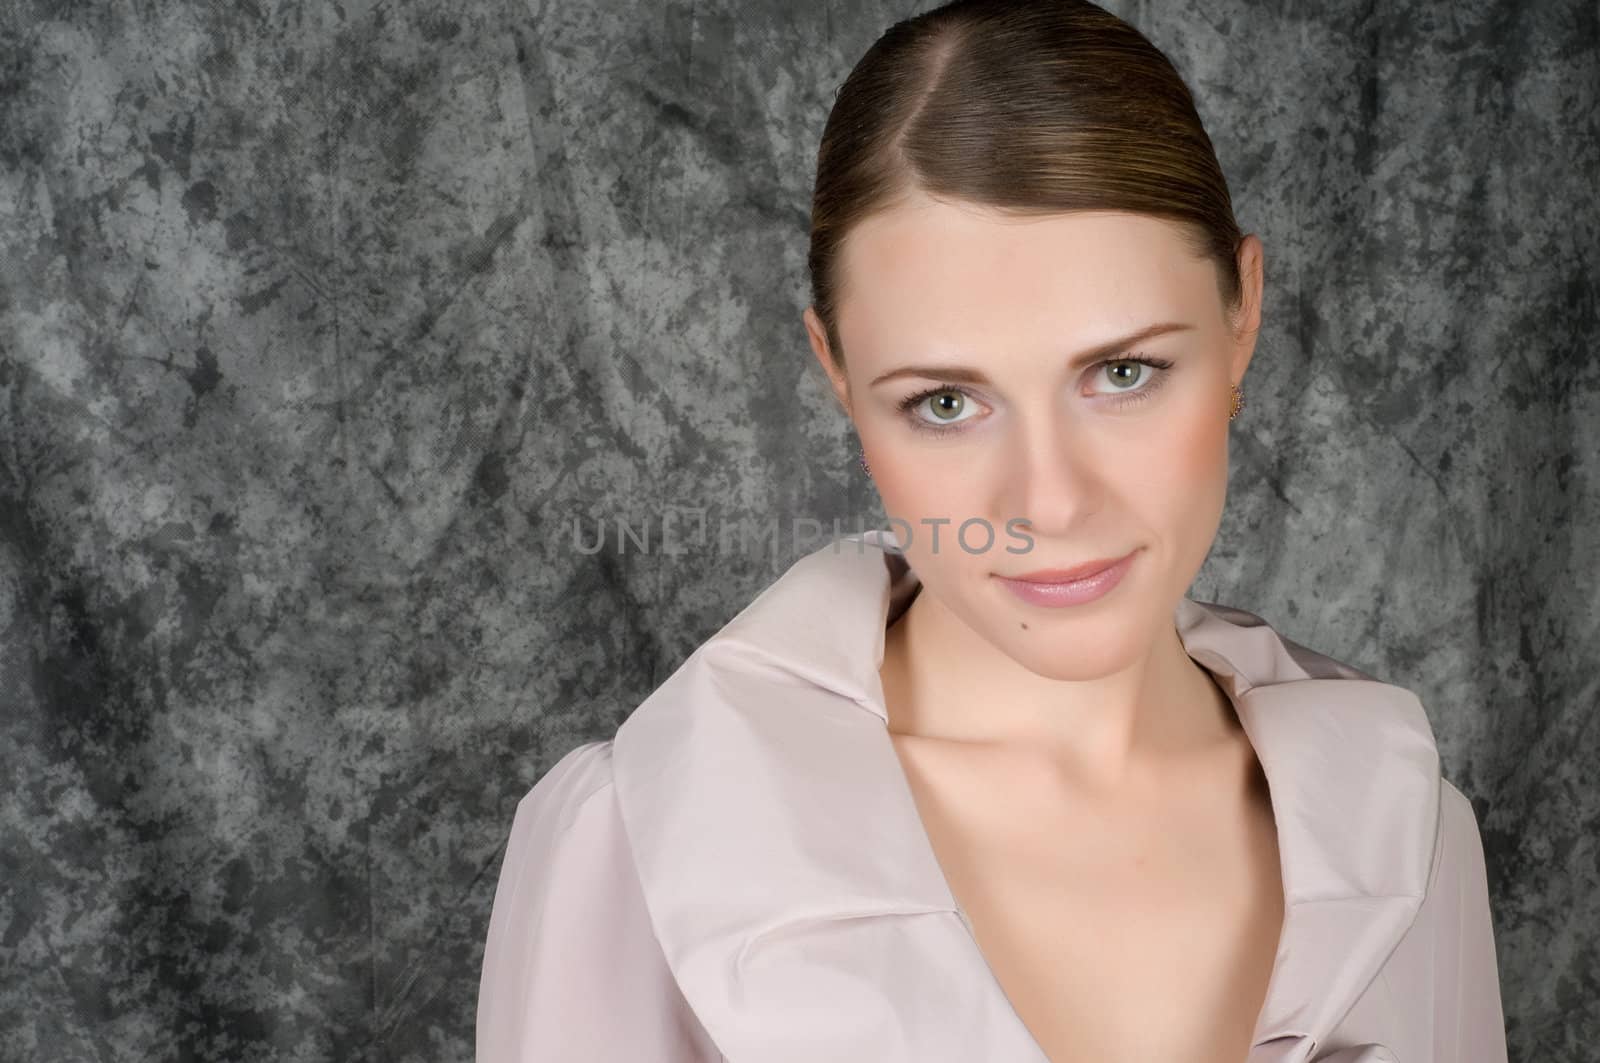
[896,387,978,431]
[1089,353,1178,405]
[927,391,965,420]
[1105,361,1145,388]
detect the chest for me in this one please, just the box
[891,739,1286,1063]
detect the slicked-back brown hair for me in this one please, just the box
[807,0,1245,370]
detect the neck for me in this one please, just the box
[878,585,1242,790]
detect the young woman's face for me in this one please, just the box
[804,195,1262,681]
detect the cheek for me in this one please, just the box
[1155,392,1232,558]
[869,458,952,555]
[860,430,979,516]
[1169,396,1230,489]
[1104,390,1231,552]
[857,435,993,574]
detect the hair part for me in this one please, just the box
[807,0,1246,371]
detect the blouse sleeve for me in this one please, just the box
[476,740,724,1063]
[1428,780,1510,1062]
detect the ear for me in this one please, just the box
[803,305,853,417]
[1230,234,1265,385]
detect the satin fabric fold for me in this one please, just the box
[610,530,1443,1062]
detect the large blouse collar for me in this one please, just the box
[612,531,1441,1063]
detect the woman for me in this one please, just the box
[477,1,1508,1060]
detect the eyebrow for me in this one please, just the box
[867,321,1196,388]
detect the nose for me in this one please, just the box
[1003,414,1103,538]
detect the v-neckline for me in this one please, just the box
[609,530,1442,1063]
[878,659,1290,1060]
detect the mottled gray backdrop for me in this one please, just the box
[1,0,1595,1060]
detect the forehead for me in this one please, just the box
[834,196,1219,350]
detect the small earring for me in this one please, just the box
[1228,383,1244,421]
[858,447,870,474]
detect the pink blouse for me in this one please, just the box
[478,532,1509,1062]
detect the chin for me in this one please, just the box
[993,611,1155,680]
[965,566,1173,678]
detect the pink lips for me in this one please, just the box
[993,549,1138,608]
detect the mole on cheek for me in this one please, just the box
[1020,622,1029,630]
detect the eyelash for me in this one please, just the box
[895,353,1177,436]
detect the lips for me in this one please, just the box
[993,549,1138,609]
[1004,550,1136,583]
